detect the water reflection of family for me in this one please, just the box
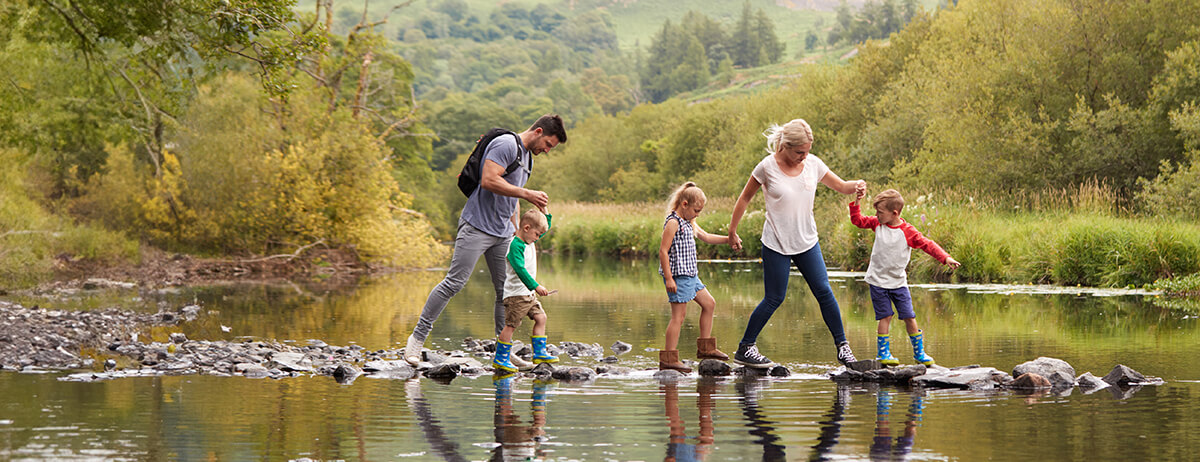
[720,378,930,462]
[491,375,551,462]
[661,378,720,461]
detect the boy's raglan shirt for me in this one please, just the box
[849,202,949,289]
[503,214,552,298]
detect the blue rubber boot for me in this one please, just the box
[909,331,934,366]
[877,334,900,366]
[493,339,518,373]
[531,336,559,364]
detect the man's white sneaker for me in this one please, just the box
[404,334,424,366]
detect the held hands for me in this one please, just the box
[728,232,743,251]
[945,257,961,269]
[854,181,867,201]
[525,189,550,210]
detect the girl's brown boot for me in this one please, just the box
[658,350,693,373]
[696,337,729,361]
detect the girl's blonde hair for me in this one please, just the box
[667,181,706,213]
[764,118,814,155]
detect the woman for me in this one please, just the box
[728,118,865,368]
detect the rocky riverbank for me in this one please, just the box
[0,301,1166,400]
[0,300,196,370]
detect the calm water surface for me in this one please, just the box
[2,256,1198,460]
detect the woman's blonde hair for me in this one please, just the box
[667,181,706,214]
[764,118,814,155]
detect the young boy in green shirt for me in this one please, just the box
[493,209,557,373]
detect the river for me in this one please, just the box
[1,256,1198,460]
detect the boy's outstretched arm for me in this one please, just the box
[901,225,954,266]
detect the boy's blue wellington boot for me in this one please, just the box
[493,339,518,373]
[531,336,559,364]
[909,331,934,366]
[877,334,900,366]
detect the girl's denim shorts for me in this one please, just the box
[665,274,705,303]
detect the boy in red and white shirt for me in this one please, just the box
[850,189,960,366]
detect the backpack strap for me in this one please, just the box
[499,132,527,176]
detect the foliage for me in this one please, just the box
[827,0,922,46]
[545,0,1200,211]
[78,73,447,264]
[1,0,450,274]
[1,0,325,201]
[0,148,138,287]
[1138,40,1200,212]
[640,5,785,102]
[540,189,1200,288]
[1149,273,1200,296]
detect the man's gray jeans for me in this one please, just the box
[411,219,512,342]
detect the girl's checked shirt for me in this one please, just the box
[660,211,698,278]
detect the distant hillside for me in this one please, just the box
[299,0,904,58]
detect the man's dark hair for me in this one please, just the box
[529,114,567,143]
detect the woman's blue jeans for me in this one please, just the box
[740,242,847,346]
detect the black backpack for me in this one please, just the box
[456,128,527,197]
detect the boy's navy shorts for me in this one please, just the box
[869,285,916,320]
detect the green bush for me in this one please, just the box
[0,148,139,287]
[1150,272,1200,296]
[544,196,1200,289]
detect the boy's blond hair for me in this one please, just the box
[519,209,548,231]
[873,189,905,213]
[667,181,706,213]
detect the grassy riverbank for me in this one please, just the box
[540,186,1200,289]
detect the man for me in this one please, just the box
[404,114,567,367]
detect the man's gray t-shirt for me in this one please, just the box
[460,133,530,237]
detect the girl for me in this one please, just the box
[658,182,732,372]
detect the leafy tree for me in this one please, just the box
[753,8,784,65]
[581,68,636,115]
[681,11,729,74]
[1,0,317,196]
[554,10,619,53]
[668,36,711,96]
